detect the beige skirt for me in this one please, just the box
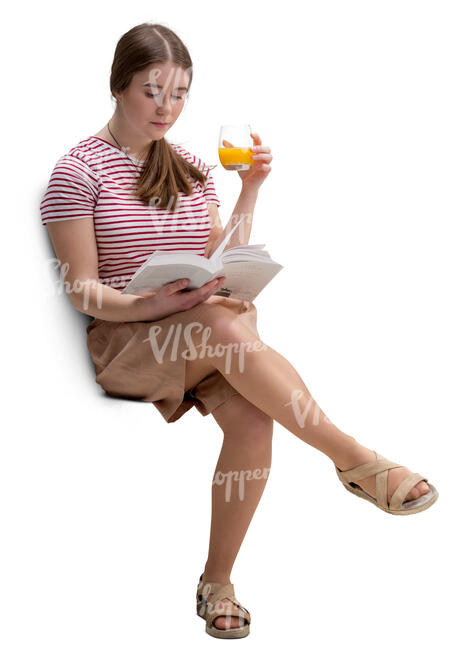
[86,296,260,423]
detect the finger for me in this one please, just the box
[203,279,225,302]
[250,132,262,146]
[164,278,189,295]
[181,276,221,301]
[251,153,273,161]
[253,161,272,172]
[200,276,225,297]
[204,276,224,292]
[180,277,225,309]
[222,139,235,148]
[211,276,226,289]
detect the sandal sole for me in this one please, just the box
[197,605,250,638]
[339,476,439,515]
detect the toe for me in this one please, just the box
[418,480,430,495]
[406,486,422,501]
[405,480,430,502]
[212,599,245,629]
[214,615,244,629]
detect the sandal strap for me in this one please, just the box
[197,576,250,626]
[337,453,429,511]
[197,577,235,604]
[376,468,390,508]
[206,598,250,628]
[389,472,428,510]
[337,451,402,483]
[207,583,236,604]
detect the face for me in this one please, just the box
[114,61,190,141]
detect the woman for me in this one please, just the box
[40,22,438,640]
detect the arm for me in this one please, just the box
[203,186,259,259]
[46,218,148,322]
[203,130,272,258]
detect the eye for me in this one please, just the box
[145,92,185,101]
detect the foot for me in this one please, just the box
[211,602,245,630]
[334,441,430,506]
[200,574,244,631]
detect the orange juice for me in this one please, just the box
[218,147,254,170]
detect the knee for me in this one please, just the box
[199,304,254,344]
[224,409,273,448]
[244,422,273,451]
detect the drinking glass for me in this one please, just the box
[218,124,254,170]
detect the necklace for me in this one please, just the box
[106,121,144,170]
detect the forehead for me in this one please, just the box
[135,63,190,88]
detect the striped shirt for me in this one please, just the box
[40,135,220,291]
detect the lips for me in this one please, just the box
[151,122,169,126]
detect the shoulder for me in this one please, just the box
[48,136,108,186]
[55,134,123,173]
[46,141,100,200]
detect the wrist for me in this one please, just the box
[130,294,157,322]
[240,183,260,197]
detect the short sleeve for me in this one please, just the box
[202,168,221,207]
[40,155,98,226]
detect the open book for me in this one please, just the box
[121,217,283,302]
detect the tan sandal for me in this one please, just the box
[196,573,251,639]
[334,450,439,515]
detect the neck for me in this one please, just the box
[106,110,156,160]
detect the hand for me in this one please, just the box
[133,276,227,322]
[238,132,272,190]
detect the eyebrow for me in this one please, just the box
[142,82,188,91]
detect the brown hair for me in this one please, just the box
[110,22,209,211]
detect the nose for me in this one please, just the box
[154,91,174,111]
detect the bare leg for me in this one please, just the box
[184,360,273,630]
[204,396,272,585]
[205,393,273,629]
[179,307,429,628]
[181,307,430,504]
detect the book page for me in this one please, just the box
[214,260,283,301]
[210,215,246,265]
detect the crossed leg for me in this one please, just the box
[182,302,429,629]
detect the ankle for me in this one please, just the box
[202,566,232,584]
[202,575,232,585]
[328,434,367,469]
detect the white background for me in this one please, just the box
[2,1,461,648]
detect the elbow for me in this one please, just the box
[68,277,100,314]
[69,291,89,315]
